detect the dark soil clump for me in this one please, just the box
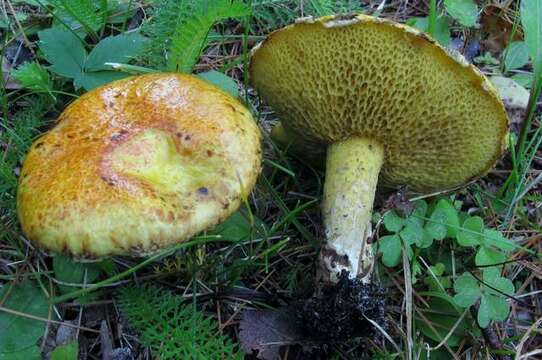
[299,271,386,342]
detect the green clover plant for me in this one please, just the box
[377,198,517,328]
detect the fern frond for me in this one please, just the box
[142,0,249,72]
[48,0,105,36]
[117,285,243,359]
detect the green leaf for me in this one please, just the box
[478,293,510,328]
[399,221,424,247]
[49,0,104,35]
[456,216,483,247]
[38,28,86,79]
[0,281,49,354]
[76,70,129,91]
[425,208,448,241]
[416,297,469,347]
[382,210,404,233]
[453,273,481,307]
[51,340,78,360]
[85,33,148,71]
[482,229,515,252]
[197,70,239,98]
[167,0,250,72]
[504,41,530,72]
[511,73,534,88]
[475,246,506,267]
[444,0,479,27]
[208,209,265,242]
[0,345,41,360]
[520,0,542,74]
[53,255,101,295]
[435,198,460,237]
[11,62,51,93]
[378,235,402,267]
[406,16,451,46]
[411,200,428,225]
[418,228,434,249]
[483,268,515,296]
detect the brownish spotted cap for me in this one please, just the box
[250,14,509,192]
[17,73,262,258]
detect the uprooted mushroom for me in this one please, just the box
[17,73,262,258]
[250,14,509,285]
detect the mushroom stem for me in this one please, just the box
[320,137,384,284]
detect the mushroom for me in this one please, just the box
[17,73,262,258]
[250,15,508,283]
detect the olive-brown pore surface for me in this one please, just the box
[250,15,509,192]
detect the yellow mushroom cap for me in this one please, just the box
[17,73,262,258]
[250,14,509,192]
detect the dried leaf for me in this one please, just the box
[239,308,309,360]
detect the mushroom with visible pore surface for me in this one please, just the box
[250,14,509,284]
[17,73,262,258]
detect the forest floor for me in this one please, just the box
[1,1,541,359]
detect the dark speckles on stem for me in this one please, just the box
[206,150,214,157]
[35,142,45,149]
[197,187,209,195]
[184,135,191,141]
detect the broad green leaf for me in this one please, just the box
[85,33,148,71]
[406,16,451,46]
[76,70,129,91]
[520,0,542,73]
[382,210,404,233]
[378,235,402,267]
[411,200,428,223]
[483,268,515,296]
[457,216,483,247]
[417,298,469,347]
[425,208,448,241]
[475,246,506,267]
[453,273,481,307]
[11,62,51,93]
[418,229,434,249]
[435,198,460,237]
[53,254,101,295]
[51,340,78,360]
[444,0,479,27]
[208,209,266,242]
[0,345,41,360]
[511,73,534,88]
[429,263,446,277]
[504,41,530,72]
[0,281,49,354]
[197,70,239,98]
[478,293,510,328]
[38,28,86,79]
[483,229,515,252]
[399,221,424,247]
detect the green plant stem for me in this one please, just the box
[428,0,437,37]
[50,236,225,304]
[516,69,542,156]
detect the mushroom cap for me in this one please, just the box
[250,14,508,192]
[17,73,262,258]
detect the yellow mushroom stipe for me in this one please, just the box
[322,138,383,283]
[250,15,509,282]
[17,73,262,258]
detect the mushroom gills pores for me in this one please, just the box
[250,14,508,282]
